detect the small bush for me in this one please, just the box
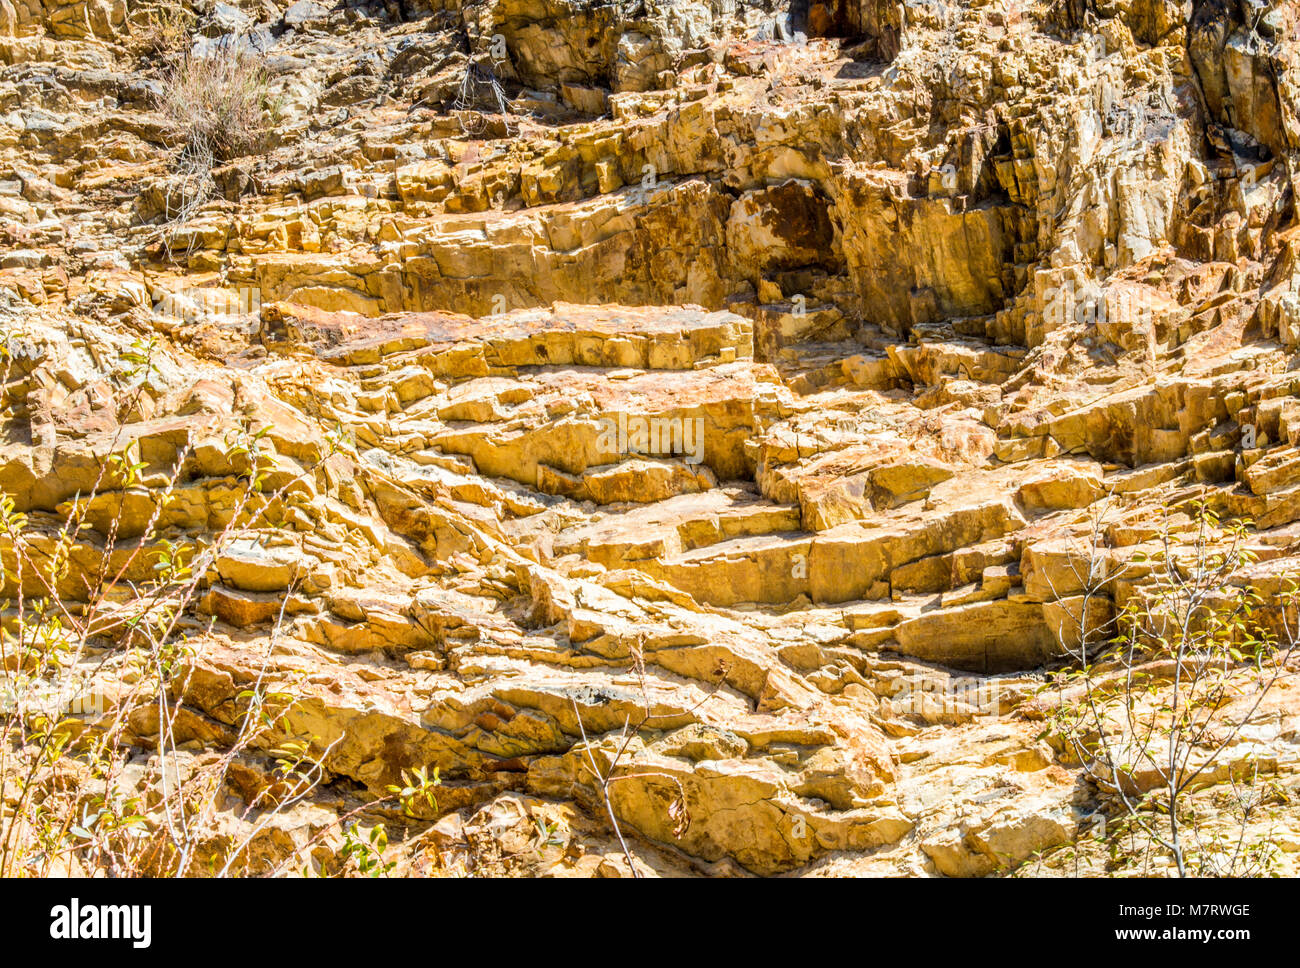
[157,44,275,163]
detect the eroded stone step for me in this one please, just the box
[549,485,802,568]
[634,461,1115,608]
[423,362,783,498]
[261,300,754,372]
[774,339,898,395]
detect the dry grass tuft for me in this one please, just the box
[156,44,275,163]
[150,42,277,259]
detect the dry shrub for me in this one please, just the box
[157,43,275,163]
[152,42,276,252]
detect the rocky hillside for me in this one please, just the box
[4,0,1300,876]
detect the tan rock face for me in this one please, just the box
[6,0,1300,877]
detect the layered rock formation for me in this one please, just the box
[5,0,1300,875]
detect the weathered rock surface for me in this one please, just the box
[5,0,1300,876]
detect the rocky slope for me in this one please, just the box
[5,0,1300,875]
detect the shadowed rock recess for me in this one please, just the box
[7,0,1300,877]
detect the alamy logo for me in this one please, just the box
[1042,280,1152,332]
[49,899,151,948]
[596,414,706,465]
[889,678,1001,720]
[3,335,43,361]
[153,286,261,324]
[0,676,106,717]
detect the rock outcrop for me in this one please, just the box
[4,0,1300,876]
